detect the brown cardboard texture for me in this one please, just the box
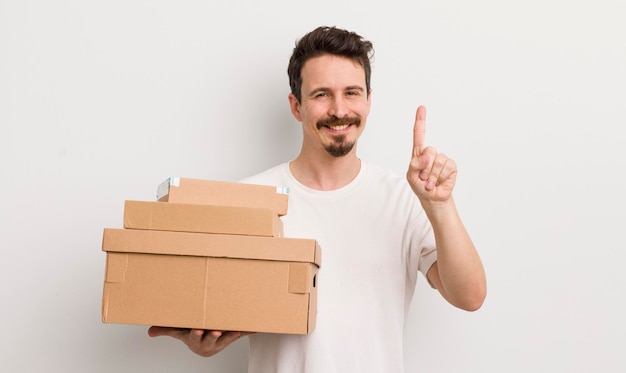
[157,177,289,216]
[123,200,283,237]
[102,228,320,334]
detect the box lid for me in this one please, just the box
[157,177,290,216]
[123,200,283,237]
[102,228,321,267]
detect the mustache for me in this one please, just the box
[316,116,361,130]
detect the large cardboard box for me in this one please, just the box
[102,228,320,334]
[123,200,284,237]
[157,177,289,216]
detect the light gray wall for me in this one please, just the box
[2,1,625,372]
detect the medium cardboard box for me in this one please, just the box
[101,228,320,334]
[157,177,289,216]
[123,200,284,237]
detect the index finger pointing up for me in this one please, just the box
[413,105,427,157]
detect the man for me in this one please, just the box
[149,26,486,372]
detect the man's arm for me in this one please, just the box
[423,199,486,311]
[407,106,487,311]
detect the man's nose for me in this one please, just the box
[328,96,349,118]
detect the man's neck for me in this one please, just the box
[289,151,361,191]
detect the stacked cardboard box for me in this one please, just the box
[102,177,321,334]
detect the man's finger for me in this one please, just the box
[413,105,427,157]
[148,326,187,338]
[217,331,244,346]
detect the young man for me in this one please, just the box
[149,26,486,372]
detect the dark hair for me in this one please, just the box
[287,26,374,103]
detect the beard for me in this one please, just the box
[324,135,355,157]
[317,116,361,158]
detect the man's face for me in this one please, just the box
[289,54,371,158]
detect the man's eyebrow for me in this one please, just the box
[308,86,365,96]
[308,87,331,96]
[345,85,365,92]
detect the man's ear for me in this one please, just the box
[288,93,303,122]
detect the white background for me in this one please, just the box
[2,0,625,372]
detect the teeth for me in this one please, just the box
[329,124,349,131]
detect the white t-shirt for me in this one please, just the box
[239,161,437,373]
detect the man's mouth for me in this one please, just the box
[328,124,350,131]
[317,117,361,131]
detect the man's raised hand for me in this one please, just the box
[406,105,457,204]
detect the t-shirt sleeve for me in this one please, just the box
[406,202,438,288]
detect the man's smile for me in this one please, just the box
[316,116,361,132]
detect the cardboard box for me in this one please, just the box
[101,228,320,334]
[157,177,289,216]
[123,200,284,237]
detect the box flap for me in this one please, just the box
[288,263,314,294]
[102,228,321,267]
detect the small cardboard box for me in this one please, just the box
[157,177,289,216]
[123,200,284,237]
[101,228,320,334]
